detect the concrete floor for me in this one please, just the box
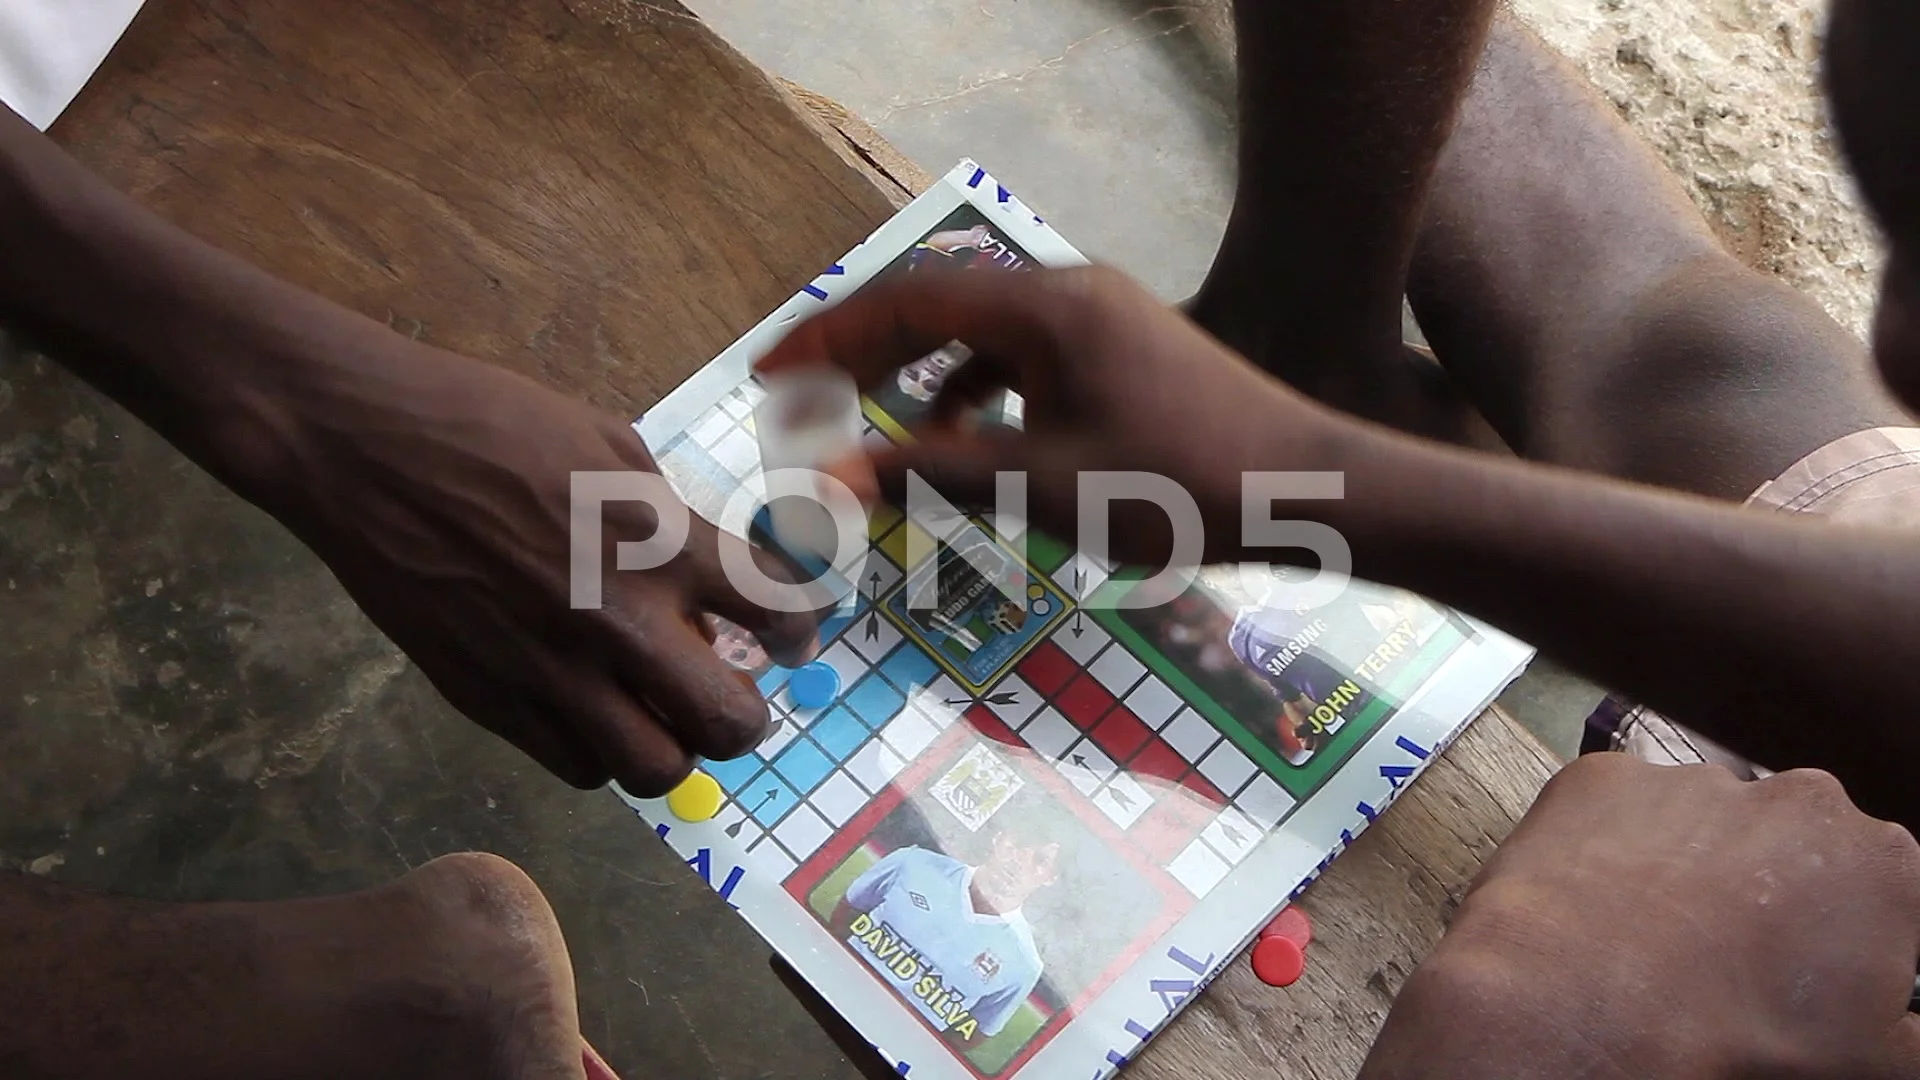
[686,0,1602,758]
[693,0,1236,301]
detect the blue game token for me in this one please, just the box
[789,662,841,709]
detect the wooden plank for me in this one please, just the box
[779,77,932,207]
[51,0,902,416]
[1132,705,1560,1077]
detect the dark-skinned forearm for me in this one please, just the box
[0,104,392,512]
[1281,422,1920,824]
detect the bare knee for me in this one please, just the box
[1539,254,1907,497]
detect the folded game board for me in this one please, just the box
[620,162,1534,1080]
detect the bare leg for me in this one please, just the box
[1187,0,1500,445]
[3,853,599,1080]
[1408,16,1911,499]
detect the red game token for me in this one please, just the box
[1260,905,1313,949]
[1251,935,1306,987]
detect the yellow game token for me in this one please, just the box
[666,770,725,823]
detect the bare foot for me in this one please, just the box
[3,852,609,1080]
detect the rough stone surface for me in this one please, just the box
[1518,0,1880,337]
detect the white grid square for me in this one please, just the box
[847,739,908,793]
[771,689,824,731]
[774,803,835,860]
[1053,618,1111,665]
[1019,707,1077,762]
[1197,740,1259,797]
[1054,551,1112,601]
[1055,738,1117,795]
[910,687,965,730]
[1167,837,1230,898]
[756,714,801,758]
[721,394,751,420]
[1088,645,1146,697]
[925,674,965,708]
[846,614,903,663]
[1202,806,1262,865]
[1235,773,1298,831]
[812,770,871,827]
[691,408,736,449]
[1163,708,1224,762]
[858,550,905,603]
[982,673,1043,728]
[1092,771,1153,829]
[656,451,697,493]
[711,800,763,849]
[710,426,760,478]
[816,640,868,698]
[881,705,941,759]
[743,834,797,881]
[1125,676,1183,729]
[666,465,732,525]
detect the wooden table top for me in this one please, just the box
[27,1,1564,1075]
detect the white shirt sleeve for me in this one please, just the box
[0,1,149,129]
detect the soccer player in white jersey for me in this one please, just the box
[840,825,1061,1040]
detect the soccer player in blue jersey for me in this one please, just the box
[1228,602,1382,764]
[837,825,1060,1041]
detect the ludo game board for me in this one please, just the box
[620,162,1533,1080]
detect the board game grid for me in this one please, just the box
[628,161,1533,1080]
[654,383,1300,897]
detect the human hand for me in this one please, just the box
[1360,754,1920,1080]
[757,265,1350,566]
[0,101,815,795]
[260,339,817,795]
